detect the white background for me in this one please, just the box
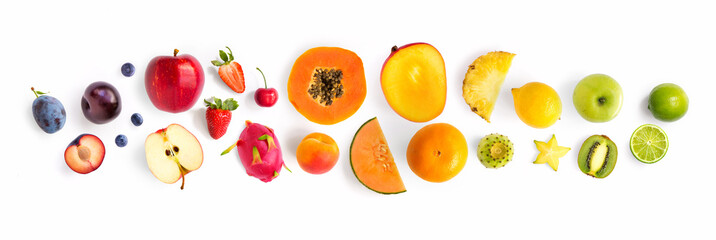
[1,0,713,239]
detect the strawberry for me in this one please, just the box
[204,97,239,139]
[211,46,246,93]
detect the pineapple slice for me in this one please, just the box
[462,51,515,122]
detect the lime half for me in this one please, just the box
[630,124,668,164]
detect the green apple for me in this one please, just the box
[573,74,623,122]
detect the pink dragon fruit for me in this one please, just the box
[222,121,290,182]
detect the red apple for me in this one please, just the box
[145,49,205,113]
[64,134,105,174]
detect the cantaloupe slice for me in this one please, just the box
[350,117,406,194]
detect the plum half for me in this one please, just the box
[64,134,105,174]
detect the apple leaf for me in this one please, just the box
[219,50,228,63]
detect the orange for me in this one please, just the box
[406,123,468,183]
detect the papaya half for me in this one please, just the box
[288,47,366,125]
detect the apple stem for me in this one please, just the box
[180,168,186,190]
[391,46,398,52]
[174,49,179,57]
[256,67,268,89]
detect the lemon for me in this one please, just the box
[511,82,562,128]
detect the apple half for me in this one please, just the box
[145,124,203,189]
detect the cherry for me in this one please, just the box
[254,67,278,107]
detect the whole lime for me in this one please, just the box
[648,83,688,122]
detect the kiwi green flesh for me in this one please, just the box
[578,135,618,178]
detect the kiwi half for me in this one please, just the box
[578,135,618,178]
[478,133,514,168]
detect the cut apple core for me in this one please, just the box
[308,67,344,106]
[145,124,203,189]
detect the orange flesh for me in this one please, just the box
[350,118,406,194]
[381,43,446,122]
[288,47,366,125]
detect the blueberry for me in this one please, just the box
[131,113,143,126]
[32,95,66,134]
[115,134,128,147]
[121,63,135,77]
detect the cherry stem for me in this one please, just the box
[256,67,268,89]
[31,87,38,98]
[173,49,179,57]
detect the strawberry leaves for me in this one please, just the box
[211,46,235,66]
[204,97,239,111]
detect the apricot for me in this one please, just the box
[296,132,339,174]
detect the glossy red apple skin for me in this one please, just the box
[255,88,278,107]
[64,134,105,174]
[145,50,205,113]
